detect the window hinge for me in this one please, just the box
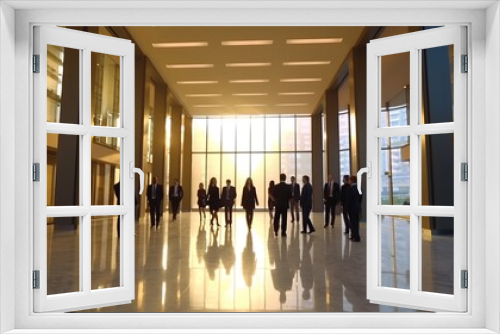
[461,162,468,181]
[461,54,468,73]
[33,54,40,73]
[33,270,40,289]
[461,270,468,289]
[33,163,40,182]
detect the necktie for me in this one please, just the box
[226,188,230,200]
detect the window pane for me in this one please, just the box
[91,52,121,127]
[421,133,454,206]
[380,52,410,128]
[265,118,280,152]
[265,153,280,207]
[280,153,295,178]
[91,216,121,289]
[296,153,312,183]
[236,117,251,152]
[250,153,265,209]
[191,154,207,208]
[192,119,207,152]
[339,113,350,150]
[421,216,454,294]
[221,118,236,152]
[380,136,410,205]
[236,154,250,199]
[207,118,221,152]
[47,45,80,124]
[251,117,265,152]
[280,117,295,151]
[421,45,454,124]
[222,154,236,187]
[91,138,121,205]
[296,117,312,151]
[47,134,80,207]
[47,217,80,295]
[206,154,221,188]
[380,215,410,290]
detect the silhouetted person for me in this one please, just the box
[147,176,163,229]
[300,234,314,301]
[270,239,294,305]
[300,175,315,234]
[204,227,220,280]
[346,175,362,242]
[220,226,235,275]
[113,182,121,237]
[268,181,276,220]
[241,177,259,228]
[289,176,301,224]
[221,179,237,226]
[340,174,351,236]
[323,174,339,228]
[168,178,183,221]
[273,173,292,237]
[197,182,207,221]
[207,177,221,227]
[242,231,257,287]
[196,221,207,264]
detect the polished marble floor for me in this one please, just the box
[46,211,453,312]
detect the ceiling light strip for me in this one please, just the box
[221,40,273,46]
[152,42,208,48]
[286,38,343,45]
[166,64,214,69]
[280,78,322,83]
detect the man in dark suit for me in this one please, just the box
[289,176,301,223]
[221,179,237,226]
[346,175,362,242]
[340,174,351,235]
[272,173,292,237]
[300,175,315,234]
[147,176,164,229]
[323,174,340,228]
[168,178,183,221]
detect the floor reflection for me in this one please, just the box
[45,212,454,312]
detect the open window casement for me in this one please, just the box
[33,26,141,312]
[363,26,467,312]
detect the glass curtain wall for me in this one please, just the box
[337,77,351,182]
[191,115,312,209]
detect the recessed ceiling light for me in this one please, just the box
[177,81,218,84]
[276,103,309,107]
[280,78,322,83]
[221,40,273,46]
[226,62,271,67]
[152,41,209,48]
[283,61,331,66]
[193,104,223,108]
[286,38,343,45]
[229,79,269,83]
[235,104,267,107]
[232,93,268,96]
[278,92,315,96]
[186,94,222,97]
[166,64,214,69]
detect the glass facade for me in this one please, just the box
[191,116,312,209]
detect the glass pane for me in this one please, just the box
[380,215,410,290]
[421,133,454,206]
[236,117,251,152]
[339,113,350,150]
[251,117,265,152]
[380,136,410,205]
[91,138,121,205]
[47,45,80,124]
[421,216,454,294]
[145,81,155,163]
[380,52,410,128]
[91,216,121,289]
[280,117,295,151]
[47,134,80,206]
[221,118,236,152]
[296,117,312,151]
[47,217,80,295]
[265,118,280,152]
[236,154,250,199]
[192,118,207,152]
[265,153,280,208]
[296,153,312,182]
[421,45,454,124]
[91,52,121,127]
[339,150,351,183]
[206,154,221,189]
[338,76,349,111]
[280,153,295,178]
[207,118,221,152]
[250,153,265,209]
[191,154,207,208]
[222,154,236,189]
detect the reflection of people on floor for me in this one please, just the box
[270,239,294,304]
[204,227,220,280]
[287,223,300,278]
[242,231,257,287]
[267,225,276,266]
[300,234,314,301]
[196,220,207,264]
[220,226,235,275]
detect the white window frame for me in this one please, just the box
[0,1,498,333]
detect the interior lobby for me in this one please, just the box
[45,26,454,313]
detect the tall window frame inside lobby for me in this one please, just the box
[2,2,498,333]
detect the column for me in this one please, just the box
[311,113,324,212]
[182,116,193,211]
